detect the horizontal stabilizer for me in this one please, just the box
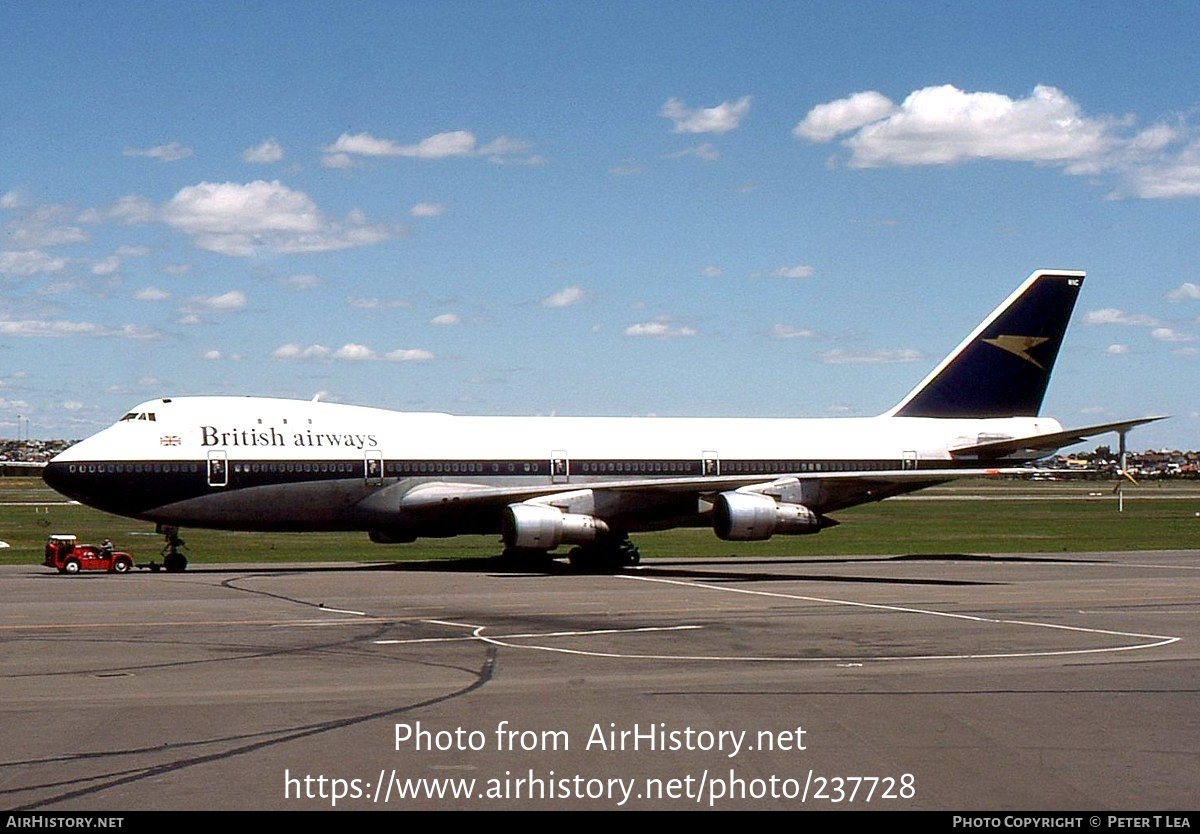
[949,416,1167,458]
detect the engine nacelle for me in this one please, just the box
[503,503,609,551]
[712,491,824,541]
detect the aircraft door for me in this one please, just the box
[207,450,228,487]
[551,450,569,484]
[702,451,720,476]
[365,450,384,486]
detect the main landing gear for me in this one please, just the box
[567,534,641,573]
[152,525,188,573]
[500,533,641,573]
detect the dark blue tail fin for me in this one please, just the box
[887,270,1084,419]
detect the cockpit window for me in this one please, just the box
[120,412,156,422]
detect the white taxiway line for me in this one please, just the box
[373,574,1179,663]
[374,624,702,646]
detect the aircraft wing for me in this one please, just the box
[948,416,1167,459]
[389,466,1028,521]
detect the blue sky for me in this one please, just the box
[3,1,1199,449]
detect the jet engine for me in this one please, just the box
[503,503,610,551]
[712,491,824,541]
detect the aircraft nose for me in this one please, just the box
[42,460,80,500]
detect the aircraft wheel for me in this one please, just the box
[63,558,81,574]
[568,546,608,573]
[500,547,553,569]
[163,552,188,573]
[619,541,641,566]
[568,544,632,574]
[567,547,588,571]
[112,556,133,573]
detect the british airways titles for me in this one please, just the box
[199,425,379,450]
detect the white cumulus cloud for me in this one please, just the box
[182,290,247,313]
[1084,308,1160,326]
[201,349,242,361]
[241,138,285,164]
[542,286,586,308]
[79,195,157,225]
[769,324,816,339]
[410,202,447,217]
[479,136,531,156]
[162,180,395,256]
[661,96,752,134]
[349,296,410,310]
[793,91,897,142]
[273,342,434,363]
[666,142,720,161]
[272,343,332,361]
[386,348,435,362]
[1151,327,1195,342]
[817,348,922,364]
[798,85,1114,168]
[323,130,538,166]
[795,84,1200,200]
[333,343,377,361]
[325,130,477,159]
[0,250,68,276]
[1121,138,1200,199]
[0,318,161,340]
[134,286,171,302]
[91,255,121,275]
[1166,282,1200,302]
[123,142,193,162]
[624,318,697,338]
[4,203,88,248]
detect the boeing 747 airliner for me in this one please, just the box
[43,270,1160,571]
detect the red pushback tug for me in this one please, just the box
[44,534,134,574]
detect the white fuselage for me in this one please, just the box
[54,396,1060,467]
[44,396,1061,539]
[49,398,1060,475]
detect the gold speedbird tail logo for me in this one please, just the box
[981,335,1049,369]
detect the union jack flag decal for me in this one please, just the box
[160,435,181,446]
